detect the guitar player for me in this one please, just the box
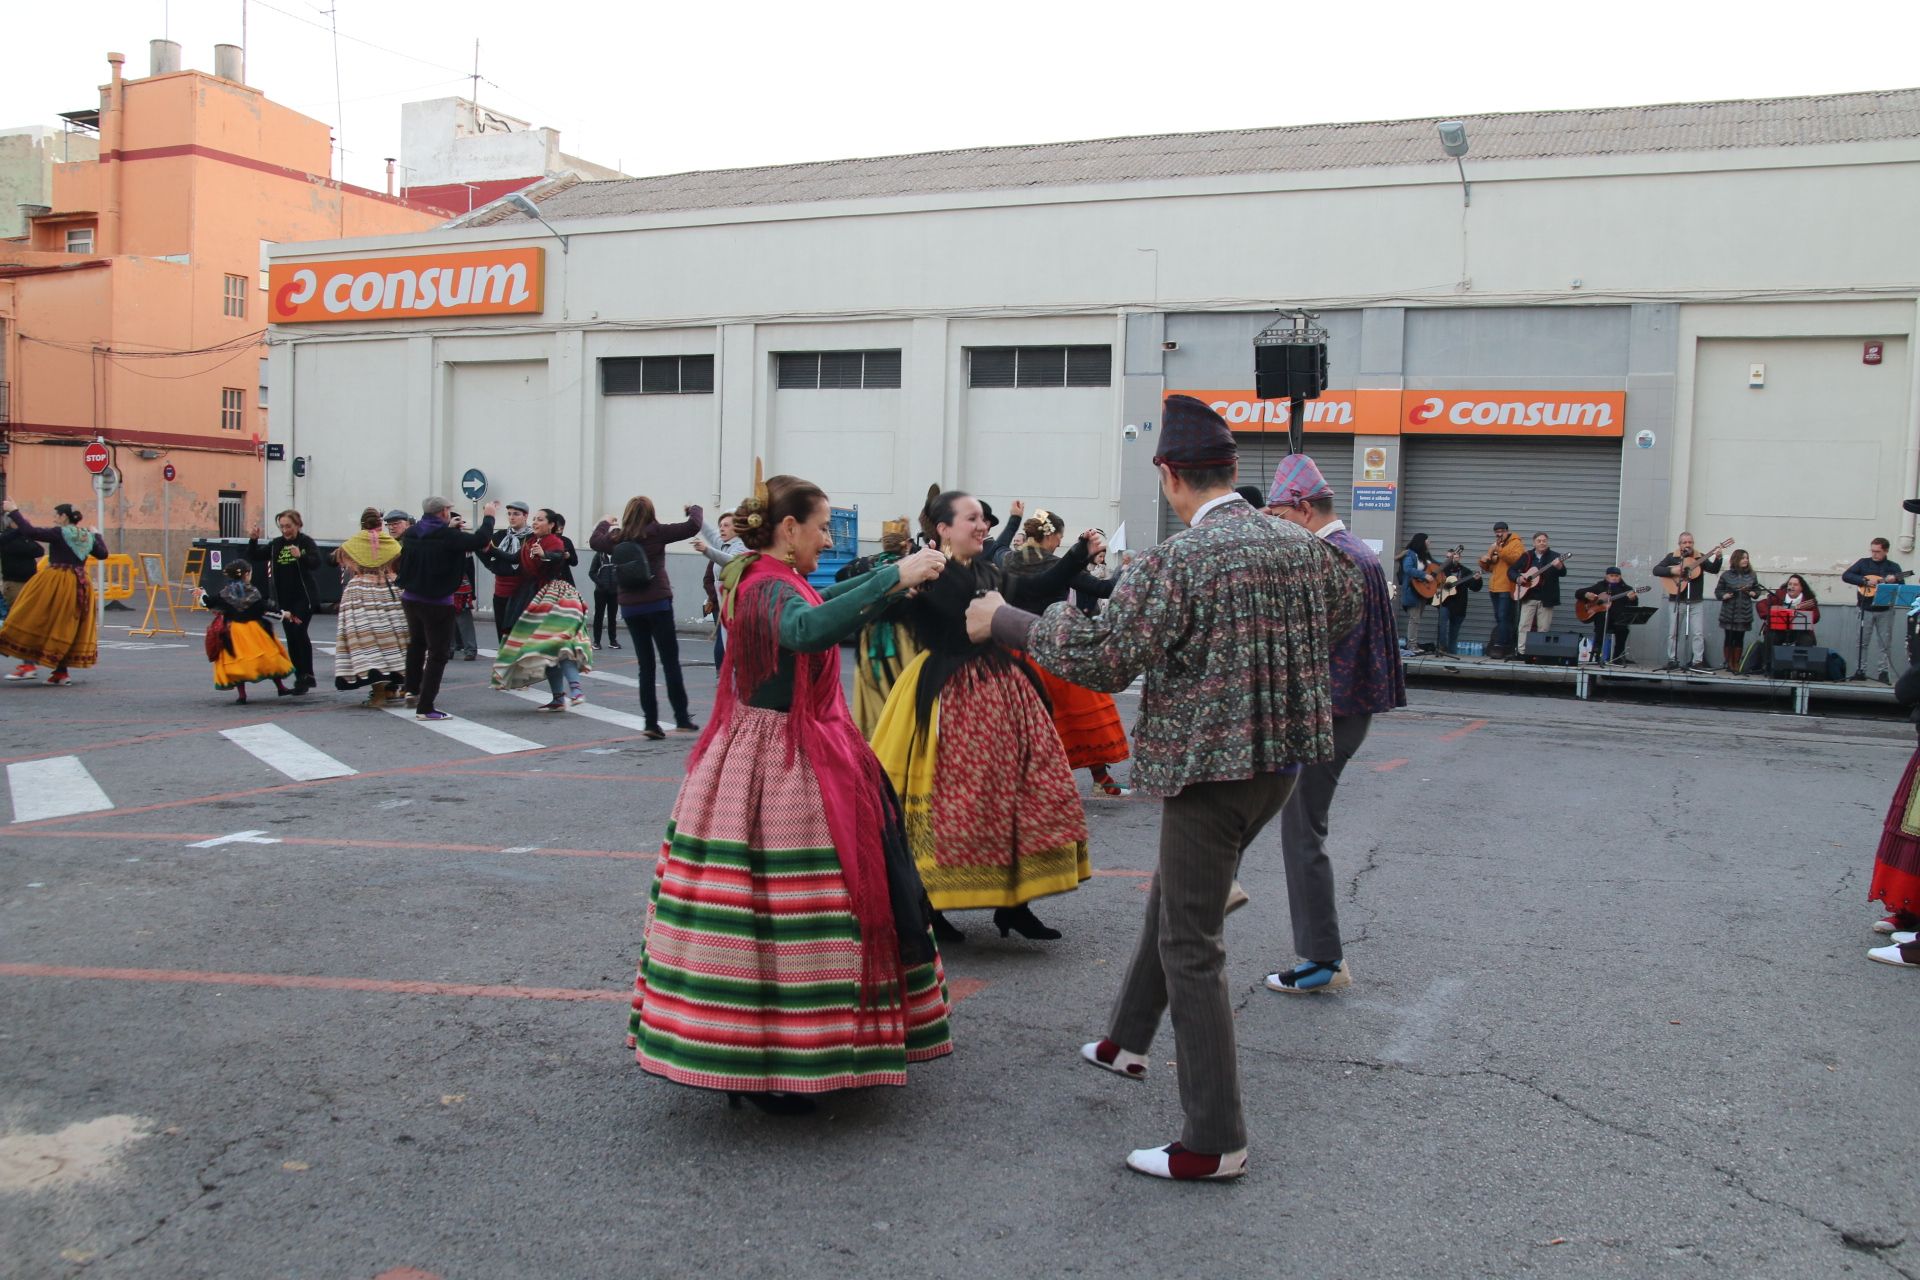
[1841,537,1905,684]
[1578,568,1640,665]
[1433,547,1482,656]
[1654,532,1724,673]
[1510,532,1567,658]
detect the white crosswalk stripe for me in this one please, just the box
[504,688,655,732]
[219,723,358,781]
[585,669,639,688]
[7,756,113,823]
[381,706,540,755]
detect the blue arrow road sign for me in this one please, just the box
[460,468,488,500]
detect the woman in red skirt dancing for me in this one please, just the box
[1003,508,1132,797]
[629,471,955,1112]
[1870,658,1920,967]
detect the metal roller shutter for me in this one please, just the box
[1399,438,1624,648]
[1159,435,1352,540]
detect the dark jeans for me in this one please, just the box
[453,608,477,658]
[492,594,513,643]
[1488,591,1516,652]
[713,625,725,669]
[625,608,691,729]
[1435,606,1465,654]
[1593,620,1631,661]
[279,613,314,685]
[402,601,458,715]
[593,590,621,647]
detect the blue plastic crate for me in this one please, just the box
[830,506,858,557]
[807,552,853,593]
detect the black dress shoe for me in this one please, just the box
[727,1091,817,1116]
[993,904,1062,941]
[930,911,966,944]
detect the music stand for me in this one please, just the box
[1598,604,1657,663]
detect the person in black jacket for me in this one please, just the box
[0,517,44,622]
[248,510,323,693]
[396,498,499,721]
[1841,537,1905,683]
[1511,532,1566,659]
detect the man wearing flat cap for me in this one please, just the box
[482,499,533,642]
[966,394,1361,1182]
[1262,453,1404,997]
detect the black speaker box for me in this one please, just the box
[1770,645,1833,679]
[1254,342,1329,401]
[1525,631,1583,665]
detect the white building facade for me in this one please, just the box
[266,89,1920,662]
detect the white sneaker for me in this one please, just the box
[1892,931,1917,945]
[1869,941,1919,968]
[1125,1141,1248,1181]
[1081,1039,1148,1080]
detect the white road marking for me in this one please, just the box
[186,830,283,848]
[219,723,357,781]
[7,757,113,824]
[476,647,498,659]
[585,670,639,688]
[382,706,540,755]
[504,688,655,732]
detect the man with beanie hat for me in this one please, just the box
[966,395,1361,1182]
[1577,567,1641,664]
[1261,453,1405,996]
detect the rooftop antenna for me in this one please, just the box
[470,39,480,109]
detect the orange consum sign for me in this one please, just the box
[268,247,546,323]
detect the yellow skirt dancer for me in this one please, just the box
[205,565,295,703]
[870,650,1090,935]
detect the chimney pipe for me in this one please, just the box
[100,52,125,257]
[214,43,244,84]
[385,157,396,196]
[149,39,181,76]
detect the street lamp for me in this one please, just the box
[507,191,569,255]
[1437,120,1471,207]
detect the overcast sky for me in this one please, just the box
[5,0,1917,193]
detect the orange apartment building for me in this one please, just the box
[0,45,447,569]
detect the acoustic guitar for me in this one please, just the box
[1574,584,1653,624]
[1512,554,1568,603]
[1659,538,1734,596]
[1432,564,1483,609]
[1410,546,1458,600]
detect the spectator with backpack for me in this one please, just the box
[591,496,703,739]
[588,548,623,650]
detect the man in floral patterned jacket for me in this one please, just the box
[967,394,1361,1183]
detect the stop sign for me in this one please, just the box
[83,442,110,474]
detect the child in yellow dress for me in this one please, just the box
[204,561,295,703]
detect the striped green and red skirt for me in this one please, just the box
[629,705,953,1093]
[1872,746,1920,918]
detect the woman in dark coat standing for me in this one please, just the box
[591,496,703,739]
[248,510,323,694]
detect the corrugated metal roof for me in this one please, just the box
[473,88,1920,226]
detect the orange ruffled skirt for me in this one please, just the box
[1024,658,1130,771]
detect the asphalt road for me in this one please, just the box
[1,617,1917,1279]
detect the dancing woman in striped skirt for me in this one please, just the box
[628,472,953,1113]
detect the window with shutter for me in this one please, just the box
[681,355,715,394]
[970,348,1017,388]
[967,345,1111,388]
[602,358,643,395]
[863,349,902,388]
[1065,345,1112,387]
[641,357,680,394]
[777,353,820,389]
[1016,347,1065,387]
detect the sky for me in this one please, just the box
[5,0,1918,193]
